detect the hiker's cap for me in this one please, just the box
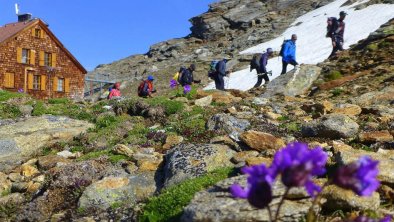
[147,75,155,81]
[340,11,347,16]
[190,64,196,71]
[267,48,273,53]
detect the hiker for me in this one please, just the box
[250,53,262,73]
[254,48,273,88]
[280,34,299,75]
[214,58,228,90]
[138,75,155,98]
[108,83,121,99]
[328,11,347,58]
[178,64,196,86]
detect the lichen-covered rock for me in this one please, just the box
[194,95,213,107]
[0,172,11,197]
[207,113,250,141]
[181,176,313,222]
[322,185,380,211]
[240,130,285,151]
[358,131,393,144]
[78,173,157,211]
[302,114,359,139]
[0,115,93,172]
[332,103,362,116]
[163,144,235,187]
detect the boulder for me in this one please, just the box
[332,104,362,116]
[163,144,235,188]
[0,115,93,172]
[240,131,285,151]
[112,144,135,157]
[78,173,157,211]
[207,114,250,141]
[358,131,393,144]
[162,135,184,150]
[332,142,394,184]
[196,89,240,104]
[354,86,394,106]
[302,114,359,139]
[322,185,380,211]
[194,95,213,107]
[231,151,259,164]
[181,175,313,222]
[37,155,71,171]
[262,65,321,98]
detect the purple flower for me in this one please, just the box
[170,79,177,89]
[270,142,327,197]
[333,156,380,196]
[230,164,274,209]
[348,215,392,222]
[183,85,191,94]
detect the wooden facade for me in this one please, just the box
[0,19,86,100]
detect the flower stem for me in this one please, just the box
[275,187,290,221]
[306,181,330,222]
[267,205,273,222]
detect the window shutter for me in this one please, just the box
[40,30,45,38]
[52,53,57,67]
[31,28,35,37]
[39,51,45,66]
[30,50,36,65]
[64,78,70,93]
[40,75,46,90]
[17,48,22,63]
[4,73,14,88]
[27,73,34,90]
[53,77,58,92]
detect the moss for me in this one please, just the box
[331,88,343,97]
[77,150,110,161]
[139,167,236,222]
[325,70,343,81]
[277,116,289,121]
[366,43,378,51]
[0,90,26,102]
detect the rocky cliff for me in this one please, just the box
[87,0,333,98]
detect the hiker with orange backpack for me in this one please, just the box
[138,75,156,98]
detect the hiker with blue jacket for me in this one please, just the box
[214,58,228,90]
[254,48,273,88]
[281,34,299,75]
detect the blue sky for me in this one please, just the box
[0,0,214,71]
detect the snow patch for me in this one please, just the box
[204,0,394,91]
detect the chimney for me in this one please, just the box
[18,13,32,22]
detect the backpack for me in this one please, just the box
[138,80,149,96]
[326,17,339,38]
[179,68,193,85]
[279,40,291,57]
[250,53,262,71]
[177,66,187,83]
[208,60,219,79]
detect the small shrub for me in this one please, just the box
[326,70,343,81]
[277,116,289,122]
[331,88,343,97]
[32,101,46,116]
[147,96,184,115]
[95,115,119,129]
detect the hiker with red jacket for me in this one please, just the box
[138,75,155,98]
[328,11,347,58]
[108,82,121,99]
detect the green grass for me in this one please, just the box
[331,88,343,97]
[146,96,184,115]
[0,90,26,102]
[48,98,70,104]
[277,116,289,121]
[139,167,235,222]
[0,104,22,119]
[32,100,94,122]
[77,149,129,164]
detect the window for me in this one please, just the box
[57,78,64,92]
[34,29,41,38]
[33,75,41,90]
[22,49,30,64]
[44,53,52,67]
[4,73,15,88]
